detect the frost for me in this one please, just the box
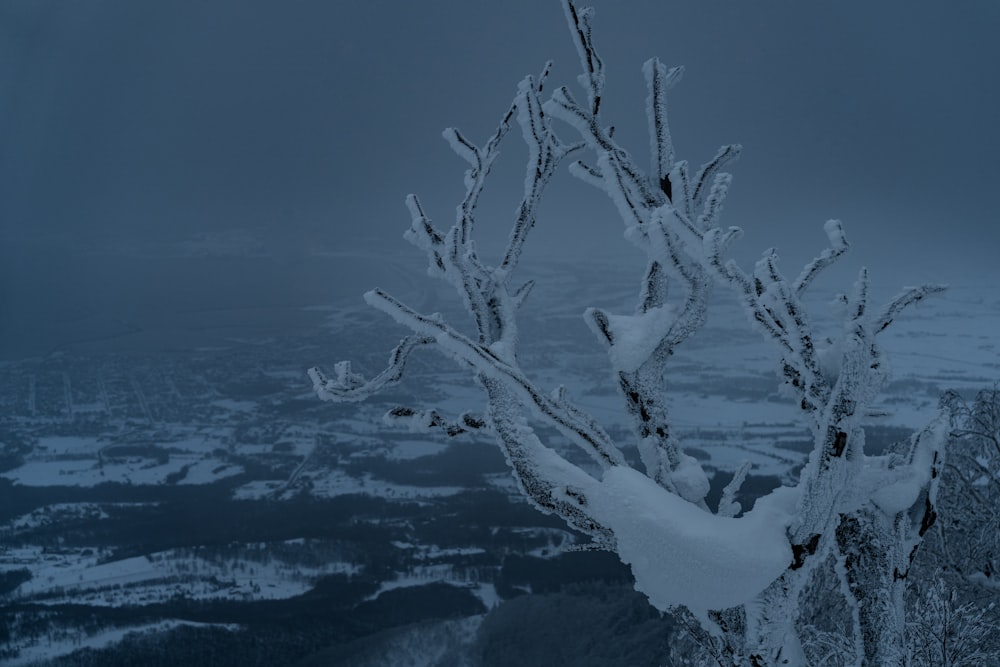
[591,466,793,613]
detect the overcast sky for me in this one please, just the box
[1,1,998,348]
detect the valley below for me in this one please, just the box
[1,251,997,665]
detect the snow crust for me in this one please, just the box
[590,466,795,613]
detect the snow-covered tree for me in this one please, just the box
[906,578,998,667]
[311,3,948,664]
[901,386,1000,666]
[934,386,1000,587]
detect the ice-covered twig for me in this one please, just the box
[500,71,576,276]
[692,144,741,211]
[643,57,683,191]
[403,195,447,277]
[793,219,849,295]
[718,461,752,518]
[562,0,604,116]
[873,283,948,333]
[704,229,839,428]
[547,87,661,230]
[444,106,514,249]
[308,335,433,403]
[695,172,733,233]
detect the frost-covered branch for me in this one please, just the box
[643,57,683,194]
[307,335,433,403]
[874,283,948,333]
[562,0,603,116]
[793,219,849,295]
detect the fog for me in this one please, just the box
[2,1,998,359]
[2,5,999,661]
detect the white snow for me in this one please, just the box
[591,465,795,613]
[671,452,710,503]
[867,412,949,515]
[601,305,676,372]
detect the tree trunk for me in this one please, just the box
[744,575,808,666]
[837,510,908,666]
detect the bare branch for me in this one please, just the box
[848,267,870,322]
[793,219,849,295]
[643,57,683,191]
[695,172,732,232]
[483,378,613,543]
[562,0,604,115]
[704,230,796,355]
[668,160,692,220]
[718,461,752,518]
[568,158,604,187]
[873,283,948,333]
[638,260,669,313]
[692,144,741,208]
[500,73,573,276]
[403,195,447,276]
[309,335,433,403]
[546,85,663,225]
